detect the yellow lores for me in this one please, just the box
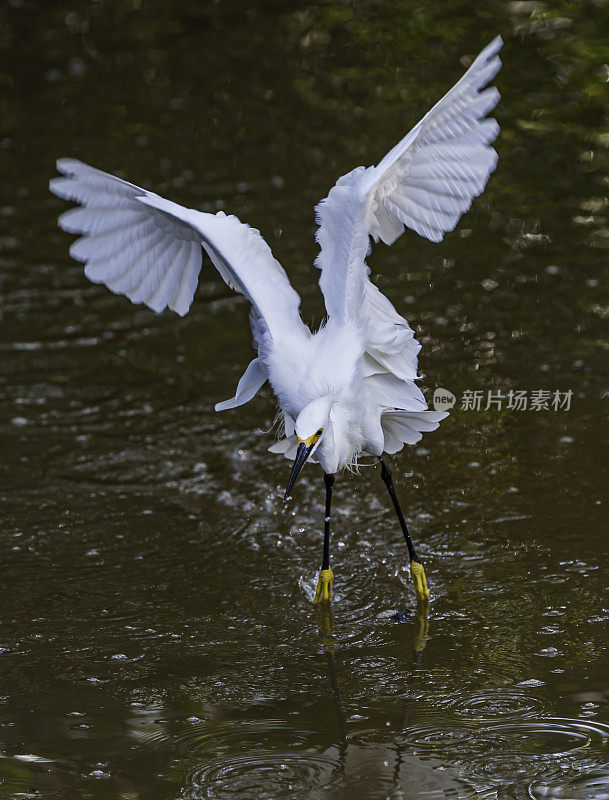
[297,429,322,449]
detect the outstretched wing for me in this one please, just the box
[314,37,502,449]
[315,36,503,326]
[50,159,306,410]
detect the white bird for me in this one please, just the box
[50,37,502,605]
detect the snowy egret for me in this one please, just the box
[50,37,502,605]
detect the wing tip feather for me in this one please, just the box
[56,157,87,177]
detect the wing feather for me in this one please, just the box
[214,358,267,412]
[381,410,448,453]
[313,37,502,426]
[129,237,184,307]
[144,238,188,313]
[313,38,501,448]
[51,159,303,336]
[51,158,307,412]
[59,206,150,236]
[70,216,164,263]
[314,36,503,327]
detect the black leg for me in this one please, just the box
[314,473,335,603]
[379,457,430,600]
[322,472,335,570]
[379,457,419,562]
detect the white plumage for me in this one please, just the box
[50,37,502,478]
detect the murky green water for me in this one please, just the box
[1,1,609,798]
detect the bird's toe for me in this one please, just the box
[313,567,334,604]
[410,560,430,601]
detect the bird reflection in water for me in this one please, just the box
[315,599,463,799]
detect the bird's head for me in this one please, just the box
[283,396,333,504]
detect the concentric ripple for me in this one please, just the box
[400,715,609,758]
[384,716,609,797]
[185,752,340,800]
[130,717,309,755]
[446,687,547,720]
[489,717,609,756]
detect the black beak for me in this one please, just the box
[282,441,315,506]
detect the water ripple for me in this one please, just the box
[400,716,609,758]
[446,688,547,720]
[131,717,308,754]
[185,752,341,800]
[530,771,609,799]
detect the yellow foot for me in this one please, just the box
[313,568,334,604]
[410,560,430,601]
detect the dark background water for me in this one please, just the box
[1,1,608,798]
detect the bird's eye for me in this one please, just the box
[316,428,323,436]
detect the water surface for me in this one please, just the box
[1,2,608,798]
